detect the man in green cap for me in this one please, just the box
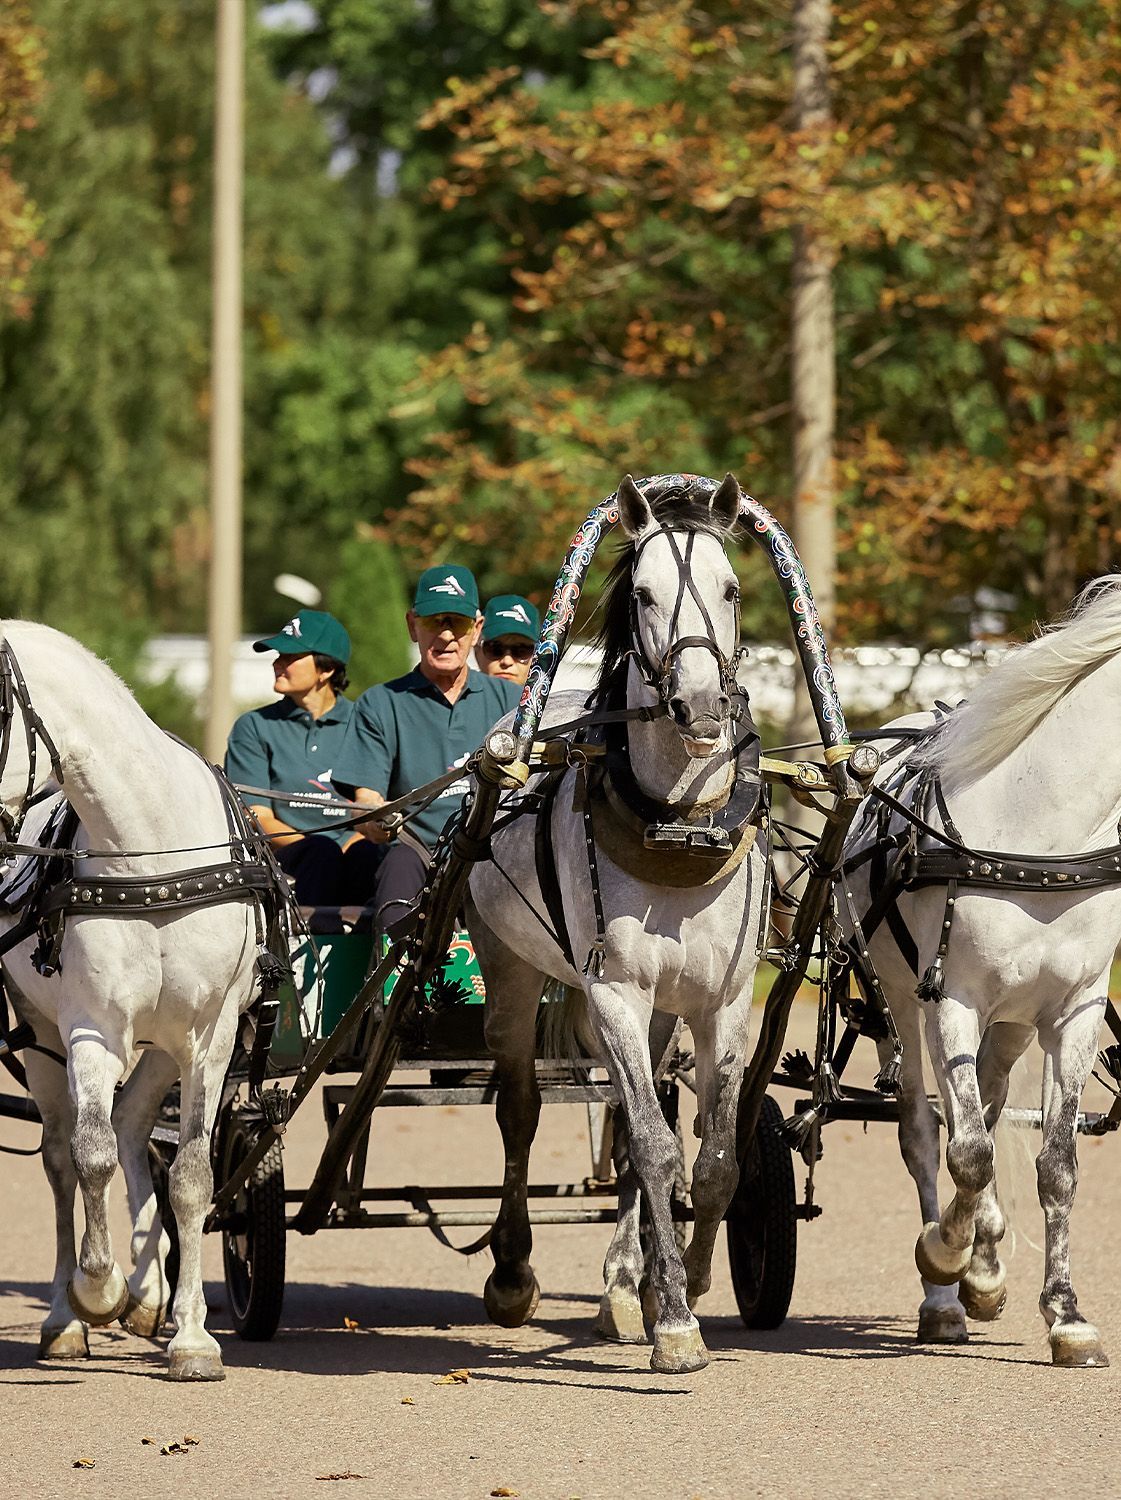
[476,594,540,687]
[225,609,382,905]
[332,565,519,937]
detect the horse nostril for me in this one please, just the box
[716,694,731,718]
[668,696,690,727]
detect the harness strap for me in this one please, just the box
[577,761,608,979]
[533,769,578,973]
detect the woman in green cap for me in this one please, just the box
[476,594,540,687]
[225,608,382,907]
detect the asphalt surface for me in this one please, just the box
[0,1003,1118,1500]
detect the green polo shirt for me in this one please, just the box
[332,668,519,849]
[225,694,357,846]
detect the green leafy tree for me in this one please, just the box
[325,530,413,691]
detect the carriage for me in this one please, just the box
[4,469,1120,1375]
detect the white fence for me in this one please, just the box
[142,634,1001,726]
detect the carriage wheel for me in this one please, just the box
[726,1093,797,1329]
[147,1140,180,1307]
[219,1114,286,1341]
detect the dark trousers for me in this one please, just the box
[371,840,428,938]
[276,835,384,908]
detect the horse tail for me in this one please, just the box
[993,1050,1043,1258]
[541,979,597,1063]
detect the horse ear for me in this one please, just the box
[617,474,653,538]
[708,472,741,531]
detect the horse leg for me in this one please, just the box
[597,1014,675,1344]
[594,1109,647,1343]
[682,999,751,1309]
[66,1034,129,1326]
[166,1015,236,1381]
[479,941,545,1329]
[590,984,704,1374]
[958,1021,1034,1324]
[112,1049,179,1338]
[874,998,966,1342]
[24,1046,88,1359]
[1037,998,1109,1368]
[914,998,991,1288]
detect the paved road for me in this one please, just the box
[0,1005,1117,1500]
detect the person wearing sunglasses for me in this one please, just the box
[331,565,520,939]
[476,595,540,687]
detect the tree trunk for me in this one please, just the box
[787,0,835,750]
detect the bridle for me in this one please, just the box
[627,525,746,713]
[0,642,64,842]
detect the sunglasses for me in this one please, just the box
[479,639,534,663]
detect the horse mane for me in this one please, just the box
[593,494,737,696]
[1,620,146,716]
[915,575,1121,788]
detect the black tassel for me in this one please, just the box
[876,1049,903,1096]
[915,958,946,1003]
[1098,1045,1121,1088]
[781,1048,814,1083]
[817,1060,844,1105]
[779,1106,823,1162]
[583,938,606,979]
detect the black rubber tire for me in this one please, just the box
[147,1140,180,1307]
[726,1092,797,1329]
[220,1114,286,1341]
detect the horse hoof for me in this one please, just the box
[959,1273,1007,1323]
[38,1325,90,1360]
[1050,1323,1110,1368]
[915,1223,972,1286]
[120,1294,166,1339]
[594,1290,648,1344]
[67,1267,129,1327]
[167,1348,226,1382]
[483,1272,540,1329]
[650,1325,709,1375]
[916,1305,968,1345]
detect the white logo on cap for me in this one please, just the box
[497,604,531,625]
[431,574,467,597]
[282,617,302,638]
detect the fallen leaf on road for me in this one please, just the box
[315,1472,368,1482]
[72,1458,95,1469]
[491,1488,519,1496]
[400,1397,415,1405]
[160,1442,190,1456]
[432,1368,470,1385]
[183,1436,200,1446]
[343,1316,360,1331]
[141,1437,157,1446]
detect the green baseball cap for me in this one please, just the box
[253,609,351,664]
[412,564,480,618]
[482,595,540,643]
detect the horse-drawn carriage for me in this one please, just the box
[3,469,1120,1375]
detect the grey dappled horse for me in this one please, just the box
[0,622,261,1379]
[848,578,1121,1366]
[467,475,766,1374]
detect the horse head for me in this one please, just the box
[617,472,742,757]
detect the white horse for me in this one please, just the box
[847,578,1121,1366]
[467,475,766,1375]
[0,622,263,1379]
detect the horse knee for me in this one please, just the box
[1037,1139,1077,1211]
[71,1108,117,1195]
[169,1137,212,1222]
[946,1132,993,1196]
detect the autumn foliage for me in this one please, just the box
[397,0,1121,640]
[0,0,43,316]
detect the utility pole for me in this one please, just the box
[788,0,835,748]
[205,0,244,763]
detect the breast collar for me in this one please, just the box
[590,666,762,853]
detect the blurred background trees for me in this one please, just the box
[2,0,1120,709]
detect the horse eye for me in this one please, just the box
[634,587,654,607]
[725,583,740,602]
